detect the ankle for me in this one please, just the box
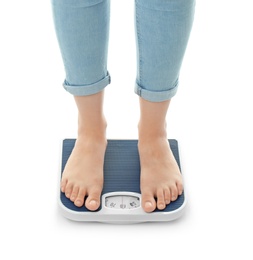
[138,121,167,142]
[77,115,107,141]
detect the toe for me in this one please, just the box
[74,188,86,207]
[64,182,73,199]
[85,188,101,211]
[177,181,184,196]
[164,188,171,205]
[61,178,67,193]
[156,188,166,210]
[70,186,79,202]
[141,190,156,213]
[170,185,179,201]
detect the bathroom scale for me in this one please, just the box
[59,139,186,224]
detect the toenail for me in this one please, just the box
[89,200,98,207]
[145,202,152,208]
[165,200,170,204]
[159,203,164,208]
[75,200,82,206]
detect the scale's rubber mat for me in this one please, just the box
[60,139,184,213]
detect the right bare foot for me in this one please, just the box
[61,130,107,211]
[61,92,107,211]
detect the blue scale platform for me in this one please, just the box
[59,139,186,223]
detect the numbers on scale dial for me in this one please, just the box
[105,195,140,209]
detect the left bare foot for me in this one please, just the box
[138,136,183,213]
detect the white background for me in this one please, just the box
[0,0,253,259]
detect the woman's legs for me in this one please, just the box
[51,0,195,212]
[51,0,110,210]
[134,0,195,212]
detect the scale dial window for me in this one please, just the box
[105,195,140,209]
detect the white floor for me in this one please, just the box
[0,1,252,259]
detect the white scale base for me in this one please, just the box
[59,139,186,224]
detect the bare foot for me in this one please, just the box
[138,137,183,213]
[61,135,107,211]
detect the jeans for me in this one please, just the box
[51,0,195,102]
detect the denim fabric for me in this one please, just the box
[51,0,195,102]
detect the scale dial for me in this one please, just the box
[105,194,140,209]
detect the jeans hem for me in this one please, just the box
[134,81,178,102]
[63,72,111,96]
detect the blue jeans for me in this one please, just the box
[51,0,195,102]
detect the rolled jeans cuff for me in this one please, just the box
[134,80,178,102]
[63,72,111,96]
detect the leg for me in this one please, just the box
[134,0,195,212]
[51,0,110,210]
[61,93,107,210]
[51,0,111,94]
[138,98,183,212]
